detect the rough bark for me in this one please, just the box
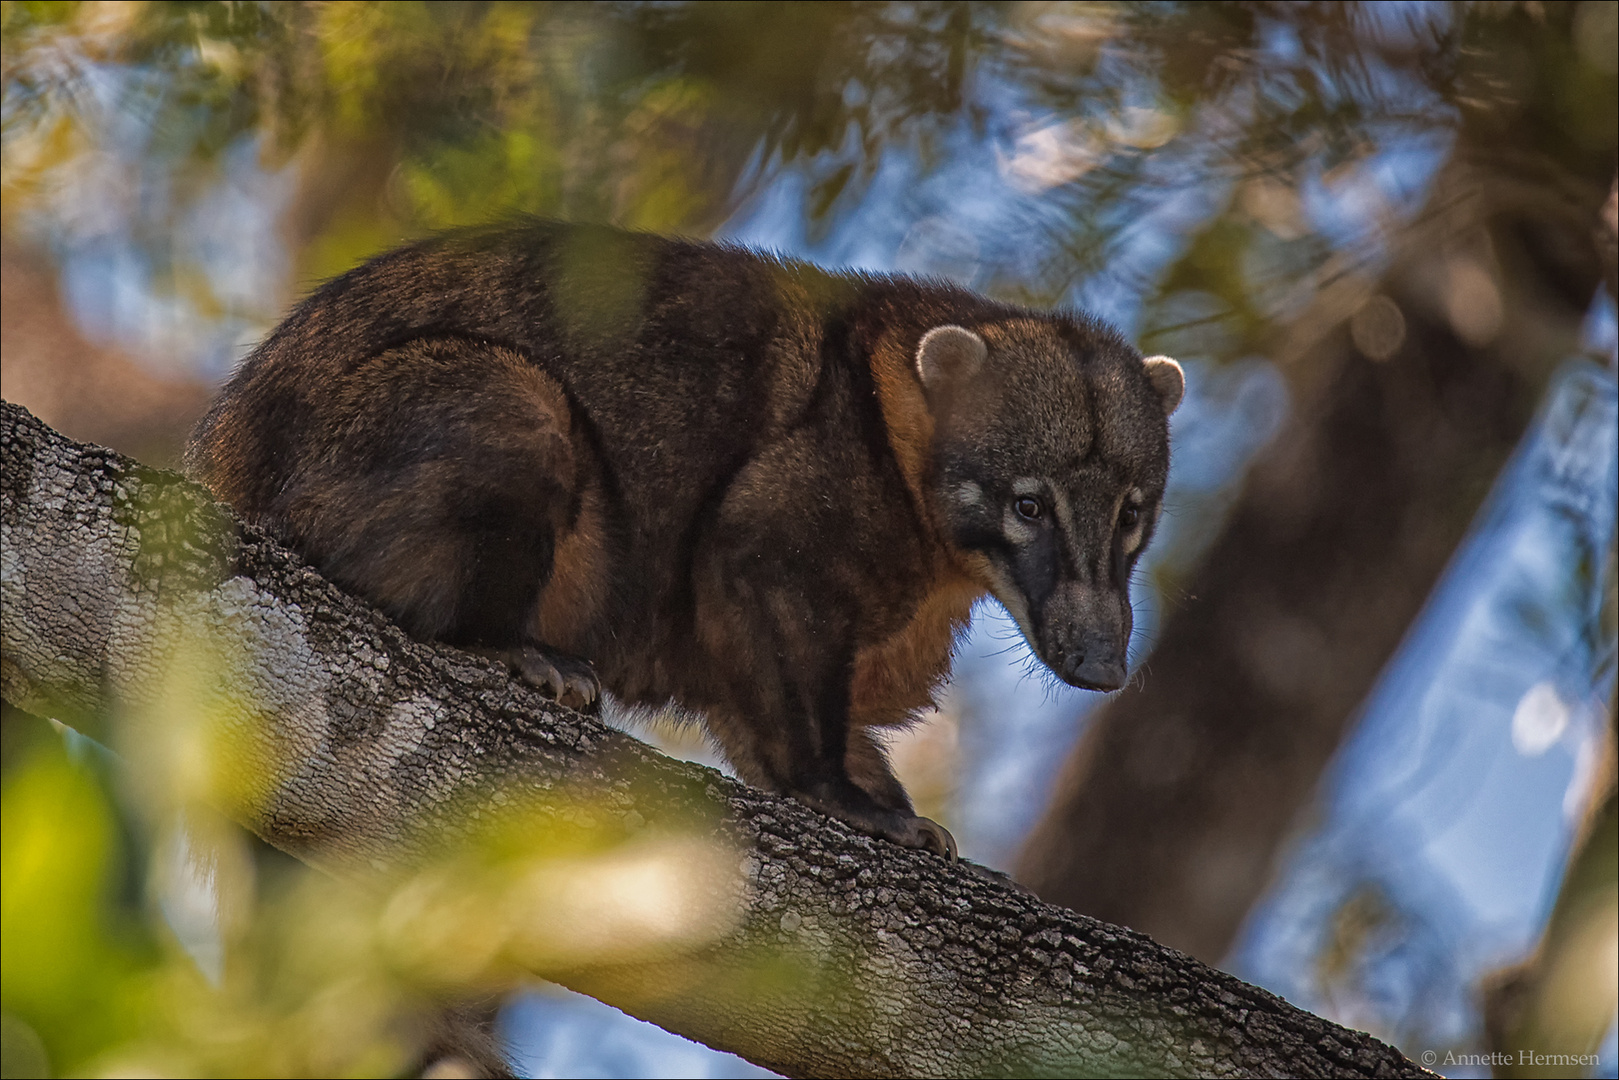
[0,399,1429,1078]
[1016,3,1617,960]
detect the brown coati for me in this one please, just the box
[186,219,1184,858]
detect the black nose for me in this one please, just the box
[1063,652,1127,692]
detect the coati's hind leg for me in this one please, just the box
[267,337,603,710]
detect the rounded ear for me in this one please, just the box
[916,325,987,393]
[1143,355,1185,416]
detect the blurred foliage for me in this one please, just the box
[2,717,158,1078]
[2,586,748,1077]
[3,1,1617,1076]
[2,696,748,1077]
[4,2,1612,340]
[0,0,1003,291]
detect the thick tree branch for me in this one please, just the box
[1,400,1428,1079]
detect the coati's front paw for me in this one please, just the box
[815,798,957,859]
[854,809,957,859]
[507,645,600,713]
[897,814,958,860]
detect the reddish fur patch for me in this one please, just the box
[851,570,982,727]
[868,333,936,524]
[851,331,989,727]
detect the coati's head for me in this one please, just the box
[916,319,1183,692]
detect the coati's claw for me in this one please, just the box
[912,816,958,860]
[507,645,600,713]
[824,801,958,859]
[872,812,956,859]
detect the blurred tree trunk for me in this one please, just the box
[1016,9,1616,963]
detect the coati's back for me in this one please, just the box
[190,221,1000,659]
[192,221,814,539]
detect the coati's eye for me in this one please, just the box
[1015,497,1043,521]
[1119,505,1141,530]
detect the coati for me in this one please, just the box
[186,219,1184,858]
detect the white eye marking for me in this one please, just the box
[1119,489,1148,554]
[1003,505,1037,545]
[1007,477,1078,546]
[953,480,986,508]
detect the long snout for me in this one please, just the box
[1038,584,1130,692]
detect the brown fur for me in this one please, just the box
[869,326,939,518]
[533,483,610,653]
[850,571,981,728]
[186,219,1178,860]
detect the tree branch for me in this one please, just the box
[0,400,1429,1079]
